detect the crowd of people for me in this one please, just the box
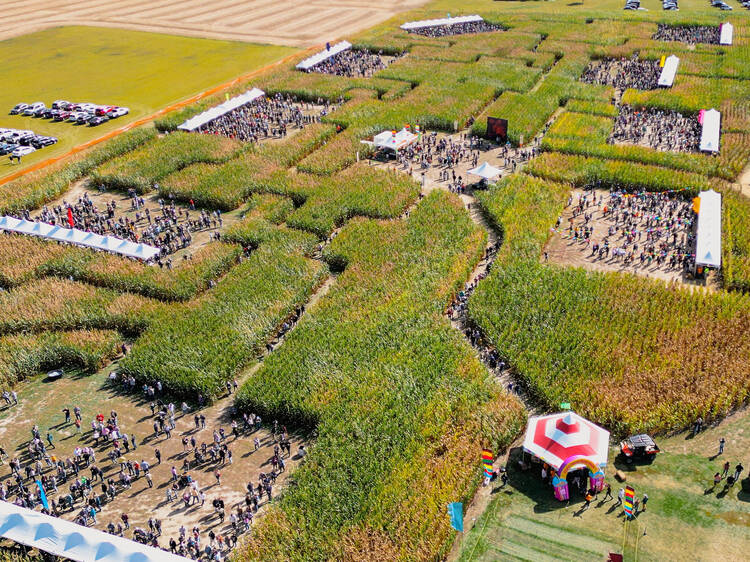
[556,189,696,273]
[652,23,720,44]
[22,190,222,261]
[406,20,502,37]
[303,48,392,78]
[580,56,661,90]
[0,375,305,561]
[609,105,701,153]
[196,94,327,142]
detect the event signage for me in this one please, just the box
[486,117,508,142]
[448,502,464,532]
[623,486,635,518]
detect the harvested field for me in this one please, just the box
[0,0,428,47]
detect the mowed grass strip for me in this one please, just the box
[0,26,296,180]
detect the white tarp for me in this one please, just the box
[699,108,721,153]
[468,162,502,180]
[694,189,722,269]
[400,15,484,31]
[373,128,418,151]
[296,41,352,71]
[0,501,185,562]
[720,22,733,46]
[658,55,679,87]
[177,88,265,131]
[0,216,160,261]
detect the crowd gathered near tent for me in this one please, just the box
[300,47,391,78]
[609,105,701,153]
[652,23,721,44]
[404,19,502,37]
[556,189,696,272]
[580,56,662,90]
[0,375,304,561]
[193,94,326,143]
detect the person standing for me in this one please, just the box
[616,487,624,506]
[719,437,726,455]
[734,463,744,482]
[641,493,649,512]
[722,461,730,478]
[603,483,613,501]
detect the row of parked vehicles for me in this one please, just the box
[9,100,129,127]
[0,127,58,158]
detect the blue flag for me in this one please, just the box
[36,480,49,510]
[448,502,463,532]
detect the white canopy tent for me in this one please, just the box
[400,14,484,31]
[295,41,352,71]
[0,502,185,562]
[694,189,722,270]
[699,108,721,153]
[657,55,679,87]
[719,22,733,46]
[468,162,502,180]
[373,128,418,151]
[0,216,160,261]
[177,88,265,132]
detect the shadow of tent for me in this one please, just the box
[738,478,750,502]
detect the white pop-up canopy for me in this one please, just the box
[468,162,502,180]
[719,22,733,46]
[694,189,722,269]
[178,88,265,132]
[0,216,160,261]
[658,55,679,87]
[0,502,185,562]
[373,128,418,151]
[296,41,352,71]
[699,108,721,153]
[400,14,484,31]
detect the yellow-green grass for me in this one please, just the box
[0,26,296,180]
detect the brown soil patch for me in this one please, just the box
[0,0,428,47]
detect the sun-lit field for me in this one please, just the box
[0,0,749,560]
[0,26,295,181]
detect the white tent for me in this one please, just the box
[0,502,185,562]
[657,55,679,87]
[467,162,502,180]
[694,189,722,270]
[719,22,733,46]
[373,128,418,151]
[400,14,484,31]
[0,216,160,261]
[296,41,352,71]
[699,108,721,153]
[177,88,265,132]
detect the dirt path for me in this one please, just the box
[738,163,750,199]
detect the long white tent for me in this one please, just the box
[699,108,721,153]
[0,502,185,562]
[657,55,679,87]
[0,216,160,261]
[373,128,418,151]
[719,22,733,46]
[400,14,483,31]
[694,189,722,270]
[177,88,265,132]
[296,41,352,71]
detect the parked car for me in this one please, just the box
[88,115,109,126]
[110,106,130,118]
[15,131,36,145]
[31,135,57,148]
[23,102,45,116]
[10,103,28,115]
[54,111,70,122]
[67,112,83,122]
[51,100,70,110]
[620,434,660,463]
[33,106,48,117]
[11,145,36,158]
[0,143,18,155]
[96,105,115,116]
[77,112,94,124]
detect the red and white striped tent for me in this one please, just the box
[522,412,609,472]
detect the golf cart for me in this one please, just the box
[620,434,660,463]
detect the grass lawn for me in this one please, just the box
[457,409,750,562]
[0,26,296,180]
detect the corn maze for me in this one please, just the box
[1,0,750,559]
